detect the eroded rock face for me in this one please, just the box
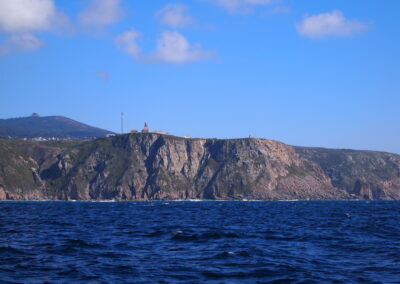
[296,147,400,200]
[0,134,399,200]
[0,186,6,200]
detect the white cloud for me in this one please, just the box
[156,4,193,28]
[115,29,212,64]
[211,0,274,13]
[0,33,44,56]
[79,0,124,29]
[115,29,141,58]
[152,31,212,63]
[296,10,369,39]
[0,0,69,55]
[0,0,69,33]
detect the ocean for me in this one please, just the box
[0,201,399,283]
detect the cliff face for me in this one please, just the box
[0,134,399,201]
[296,147,400,200]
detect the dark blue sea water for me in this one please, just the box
[0,201,399,283]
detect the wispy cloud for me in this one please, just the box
[210,0,275,14]
[0,33,44,56]
[115,29,213,64]
[271,5,291,14]
[97,70,110,82]
[296,10,369,39]
[115,29,141,58]
[156,4,194,28]
[78,0,124,30]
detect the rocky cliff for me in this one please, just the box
[296,147,400,200]
[0,134,399,200]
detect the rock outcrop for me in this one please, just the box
[296,147,400,200]
[0,134,399,200]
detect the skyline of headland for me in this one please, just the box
[1,0,399,154]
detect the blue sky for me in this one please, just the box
[0,0,399,153]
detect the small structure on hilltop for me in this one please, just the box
[31,113,40,118]
[154,130,168,135]
[130,128,138,133]
[142,122,150,133]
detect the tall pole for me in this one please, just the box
[121,112,124,134]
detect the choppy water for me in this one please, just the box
[0,201,399,283]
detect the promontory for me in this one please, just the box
[0,133,399,201]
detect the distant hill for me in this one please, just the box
[0,114,114,139]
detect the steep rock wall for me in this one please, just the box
[0,134,399,200]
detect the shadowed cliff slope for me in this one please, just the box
[0,134,399,200]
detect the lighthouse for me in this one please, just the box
[142,122,150,133]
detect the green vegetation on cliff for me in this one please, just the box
[0,134,399,201]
